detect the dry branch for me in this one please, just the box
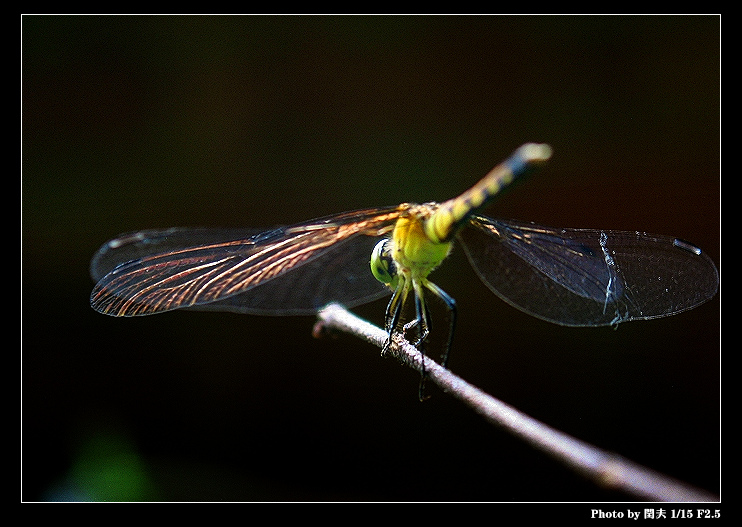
[315,303,718,503]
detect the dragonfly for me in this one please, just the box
[91,143,719,391]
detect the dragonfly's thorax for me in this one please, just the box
[390,203,452,281]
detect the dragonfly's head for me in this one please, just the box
[371,238,399,290]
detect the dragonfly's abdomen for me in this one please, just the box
[425,143,553,244]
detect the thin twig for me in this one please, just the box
[315,303,718,503]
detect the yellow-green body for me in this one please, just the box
[392,204,453,284]
[373,143,553,292]
[369,144,553,386]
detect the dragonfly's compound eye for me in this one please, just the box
[371,239,398,287]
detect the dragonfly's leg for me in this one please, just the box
[418,372,429,402]
[425,282,457,369]
[382,283,405,356]
[412,283,431,348]
[413,281,433,401]
[402,318,420,347]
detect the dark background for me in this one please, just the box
[22,16,719,502]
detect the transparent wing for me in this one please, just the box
[90,207,401,316]
[90,226,265,282]
[458,215,719,326]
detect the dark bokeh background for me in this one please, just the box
[23,16,719,502]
